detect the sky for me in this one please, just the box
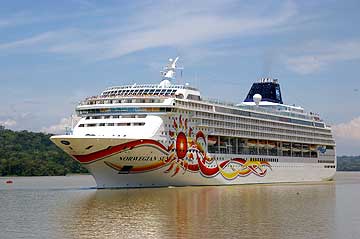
[0,0,359,155]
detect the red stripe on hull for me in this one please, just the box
[73,139,167,164]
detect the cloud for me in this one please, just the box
[96,0,298,60]
[0,11,58,29]
[0,1,298,60]
[0,31,57,50]
[0,119,17,128]
[41,117,78,134]
[286,40,360,74]
[333,116,360,140]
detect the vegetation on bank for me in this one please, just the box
[0,126,88,176]
[0,126,359,175]
[337,155,360,171]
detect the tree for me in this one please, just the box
[0,128,88,176]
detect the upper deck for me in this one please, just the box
[77,86,324,124]
[75,57,329,131]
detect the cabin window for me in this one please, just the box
[187,94,201,101]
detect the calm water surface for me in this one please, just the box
[0,173,359,239]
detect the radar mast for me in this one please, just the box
[159,57,183,87]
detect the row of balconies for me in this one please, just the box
[201,125,334,145]
[198,119,333,141]
[192,111,333,136]
[200,119,317,137]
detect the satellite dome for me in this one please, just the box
[159,79,171,88]
[253,94,262,105]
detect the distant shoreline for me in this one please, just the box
[337,155,360,171]
[0,128,88,177]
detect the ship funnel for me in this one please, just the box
[244,78,283,104]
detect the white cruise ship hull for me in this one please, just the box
[51,136,336,188]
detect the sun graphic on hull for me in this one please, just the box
[164,115,272,178]
[175,132,188,159]
[165,115,208,176]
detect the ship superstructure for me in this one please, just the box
[51,57,336,188]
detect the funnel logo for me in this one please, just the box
[317,146,327,154]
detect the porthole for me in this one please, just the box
[61,140,70,145]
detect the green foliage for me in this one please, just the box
[0,128,88,176]
[337,156,360,171]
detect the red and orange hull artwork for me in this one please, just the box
[71,115,272,181]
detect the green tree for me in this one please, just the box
[0,128,88,176]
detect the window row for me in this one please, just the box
[85,98,166,105]
[318,160,335,164]
[206,136,326,158]
[324,165,336,168]
[207,127,334,145]
[85,115,147,120]
[79,122,145,127]
[176,100,213,111]
[77,107,172,115]
[200,119,332,140]
[194,111,332,135]
[102,88,177,97]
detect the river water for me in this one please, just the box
[0,172,359,239]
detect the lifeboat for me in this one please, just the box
[258,140,267,147]
[247,139,257,147]
[267,141,277,148]
[208,136,217,146]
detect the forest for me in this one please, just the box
[0,126,88,176]
[337,155,360,171]
[0,126,359,176]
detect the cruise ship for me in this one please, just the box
[51,57,336,188]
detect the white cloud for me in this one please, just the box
[41,117,80,134]
[0,31,57,50]
[96,0,298,60]
[333,116,360,140]
[286,40,360,74]
[0,119,17,127]
[0,1,298,60]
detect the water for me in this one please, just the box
[0,173,359,239]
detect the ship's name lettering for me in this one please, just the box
[119,156,166,161]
